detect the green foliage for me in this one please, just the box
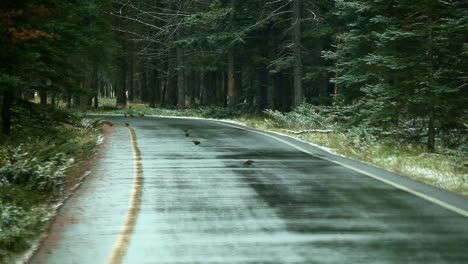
[198,106,236,119]
[264,102,352,130]
[0,112,99,262]
[325,0,468,151]
[0,185,44,209]
[0,75,21,91]
[0,205,49,260]
[0,146,73,193]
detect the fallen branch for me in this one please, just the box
[285,129,333,134]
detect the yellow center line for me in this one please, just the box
[106,124,143,264]
[216,121,468,219]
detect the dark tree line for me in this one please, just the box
[0,0,116,135]
[107,0,334,111]
[1,0,466,151]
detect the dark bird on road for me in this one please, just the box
[185,133,190,137]
[125,123,129,127]
[192,140,201,146]
[244,160,254,166]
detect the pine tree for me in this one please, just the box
[325,0,468,151]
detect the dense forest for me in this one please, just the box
[0,1,467,260]
[1,0,467,151]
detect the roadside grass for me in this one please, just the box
[94,101,467,197]
[233,115,468,197]
[0,109,100,263]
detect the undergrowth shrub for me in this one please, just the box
[0,148,73,193]
[108,105,240,119]
[199,106,236,119]
[0,114,99,262]
[0,205,48,260]
[345,126,380,153]
[264,102,352,130]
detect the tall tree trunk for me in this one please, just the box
[155,70,162,106]
[194,71,201,106]
[267,24,276,110]
[100,78,106,98]
[426,9,436,152]
[141,70,148,103]
[93,68,99,108]
[206,72,215,105]
[176,46,185,109]
[160,74,167,107]
[227,0,237,108]
[148,69,155,108]
[222,71,227,107]
[267,73,275,110]
[39,90,47,105]
[1,90,13,136]
[128,53,135,102]
[73,93,80,107]
[166,47,177,107]
[189,70,196,107]
[278,72,291,112]
[112,81,117,98]
[149,68,161,108]
[65,89,72,108]
[292,0,303,108]
[79,78,92,108]
[427,105,436,152]
[200,72,207,106]
[235,67,243,104]
[259,68,268,110]
[116,58,127,107]
[227,52,236,107]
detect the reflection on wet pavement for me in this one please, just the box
[31,117,468,264]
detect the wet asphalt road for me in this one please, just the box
[30,116,468,264]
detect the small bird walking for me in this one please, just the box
[192,140,201,146]
[102,121,113,126]
[185,133,190,137]
[244,160,254,167]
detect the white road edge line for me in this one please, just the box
[216,121,468,219]
[87,114,468,218]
